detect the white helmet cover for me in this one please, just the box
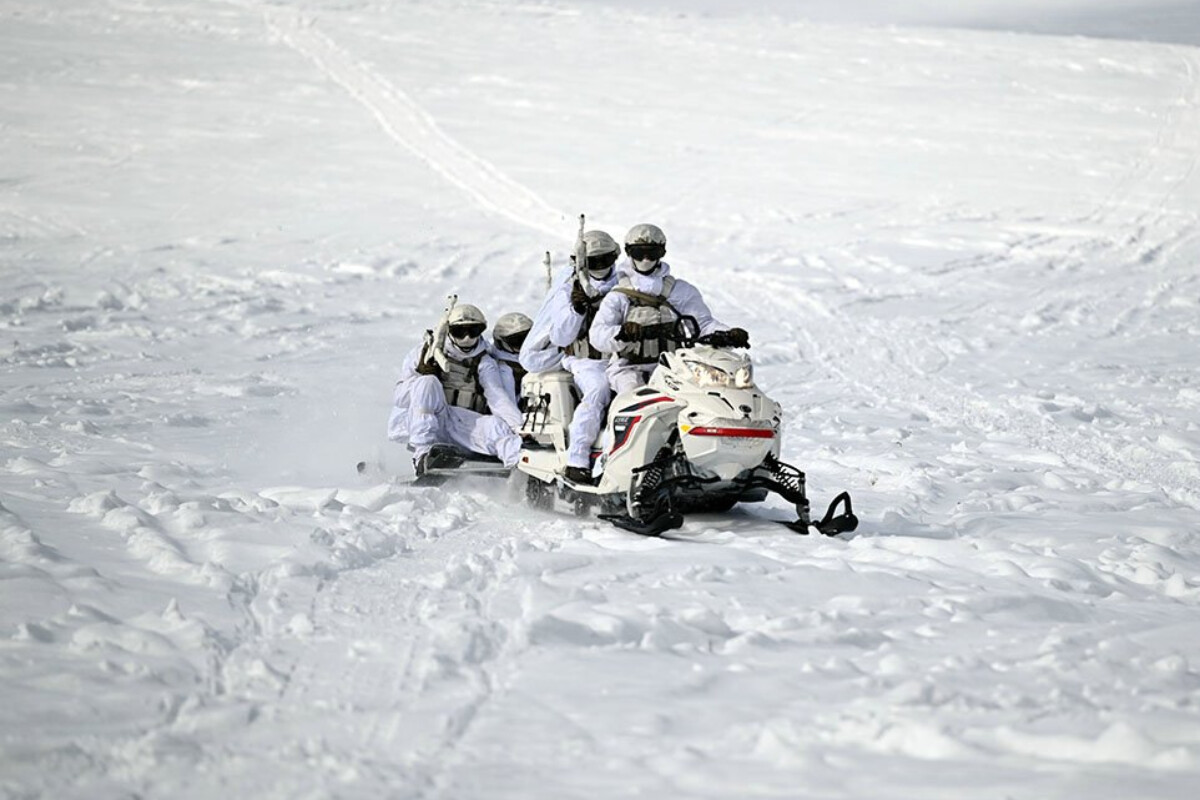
[624,223,666,248]
[447,303,487,328]
[581,229,619,256]
[493,311,532,339]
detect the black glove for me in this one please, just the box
[724,327,749,348]
[709,327,750,348]
[415,359,441,377]
[570,281,590,315]
[616,321,643,342]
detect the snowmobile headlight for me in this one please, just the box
[733,365,754,389]
[685,360,732,388]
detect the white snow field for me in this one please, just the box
[3,0,1200,797]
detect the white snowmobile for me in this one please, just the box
[515,320,858,537]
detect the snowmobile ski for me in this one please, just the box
[783,491,858,537]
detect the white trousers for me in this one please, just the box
[388,375,521,467]
[562,356,612,469]
[606,358,656,396]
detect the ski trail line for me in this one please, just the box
[264,8,566,237]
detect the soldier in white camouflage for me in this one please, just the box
[589,224,748,395]
[388,304,524,475]
[520,229,622,485]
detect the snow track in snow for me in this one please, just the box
[262,7,567,237]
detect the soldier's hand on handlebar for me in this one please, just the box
[725,327,749,347]
[707,327,750,348]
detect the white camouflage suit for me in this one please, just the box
[387,338,524,466]
[589,259,727,394]
[520,265,619,470]
[487,344,523,401]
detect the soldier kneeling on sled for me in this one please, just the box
[387,302,524,476]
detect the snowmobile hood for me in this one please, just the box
[676,344,751,372]
[650,346,758,396]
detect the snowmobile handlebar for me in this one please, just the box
[681,319,749,350]
[672,314,703,346]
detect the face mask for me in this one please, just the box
[633,258,659,274]
[449,332,480,350]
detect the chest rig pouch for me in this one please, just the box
[613,275,678,365]
[440,354,489,414]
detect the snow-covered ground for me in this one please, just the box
[3,0,1200,796]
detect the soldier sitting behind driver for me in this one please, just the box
[520,229,623,485]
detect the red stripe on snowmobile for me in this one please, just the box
[617,396,673,413]
[610,415,642,454]
[686,426,776,438]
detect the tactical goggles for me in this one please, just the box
[448,322,486,340]
[496,330,529,353]
[586,251,618,275]
[624,243,665,262]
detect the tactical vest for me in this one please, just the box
[613,275,678,365]
[505,358,527,389]
[440,353,489,414]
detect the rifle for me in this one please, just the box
[420,293,458,372]
[572,213,596,298]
